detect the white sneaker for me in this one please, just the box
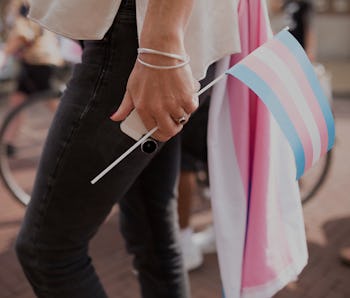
[192,225,217,254]
[179,228,203,271]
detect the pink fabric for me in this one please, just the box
[266,40,329,157]
[227,0,294,287]
[208,0,307,296]
[244,55,314,170]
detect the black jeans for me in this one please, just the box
[15,1,189,297]
[17,62,53,95]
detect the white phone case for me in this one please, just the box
[120,109,148,141]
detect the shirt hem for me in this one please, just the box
[28,16,107,40]
[195,48,241,81]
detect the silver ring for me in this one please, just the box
[176,115,187,125]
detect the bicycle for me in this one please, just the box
[0,99,334,206]
[0,65,70,205]
[0,64,334,206]
[192,147,333,209]
[298,149,333,204]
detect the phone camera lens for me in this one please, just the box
[141,139,158,154]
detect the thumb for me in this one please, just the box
[110,92,134,122]
[194,80,201,94]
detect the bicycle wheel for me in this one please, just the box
[0,90,61,205]
[299,149,333,205]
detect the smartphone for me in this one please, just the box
[120,109,158,153]
[120,109,148,141]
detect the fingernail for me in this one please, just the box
[110,112,118,121]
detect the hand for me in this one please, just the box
[110,0,197,142]
[111,56,199,142]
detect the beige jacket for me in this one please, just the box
[28,0,241,79]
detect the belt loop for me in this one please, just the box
[122,0,136,10]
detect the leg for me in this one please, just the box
[177,170,203,272]
[178,171,196,230]
[119,135,190,298]
[339,247,350,266]
[177,64,215,271]
[15,2,158,297]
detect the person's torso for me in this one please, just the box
[28,0,241,79]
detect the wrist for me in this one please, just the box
[140,0,194,56]
[140,31,186,56]
[137,48,190,70]
[137,53,188,69]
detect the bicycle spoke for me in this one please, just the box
[0,96,58,205]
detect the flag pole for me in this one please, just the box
[91,127,158,184]
[90,72,227,184]
[196,72,226,97]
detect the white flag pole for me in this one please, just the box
[91,127,158,184]
[90,72,227,184]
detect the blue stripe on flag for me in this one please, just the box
[276,30,335,151]
[226,64,305,179]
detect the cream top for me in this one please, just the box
[28,0,241,79]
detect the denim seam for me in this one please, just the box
[30,18,119,295]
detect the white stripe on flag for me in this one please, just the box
[208,57,247,298]
[252,48,322,165]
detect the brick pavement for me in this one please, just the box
[0,98,350,298]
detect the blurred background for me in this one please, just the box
[0,0,349,297]
[269,0,350,97]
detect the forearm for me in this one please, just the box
[140,0,195,54]
[112,0,199,142]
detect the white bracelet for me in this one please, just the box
[137,56,190,70]
[137,47,187,62]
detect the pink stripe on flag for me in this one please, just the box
[226,0,253,197]
[266,39,329,158]
[227,66,252,197]
[242,101,293,287]
[243,56,314,171]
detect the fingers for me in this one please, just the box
[139,92,197,141]
[194,80,201,94]
[182,80,200,114]
[152,114,183,142]
[148,93,197,141]
[181,96,199,115]
[170,107,190,125]
[109,91,193,142]
[116,63,200,142]
[110,91,134,122]
[138,107,182,142]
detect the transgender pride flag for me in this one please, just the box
[206,1,334,297]
[226,29,335,179]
